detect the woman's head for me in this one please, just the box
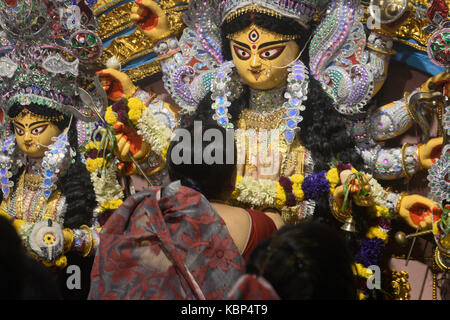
[167,122,237,200]
[246,222,357,300]
[7,103,72,157]
[221,10,311,90]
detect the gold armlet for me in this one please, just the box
[401,143,412,179]
[63,228,74,254]
[416,144,423,170]
[80,225,93,258]
[395,192,408,215]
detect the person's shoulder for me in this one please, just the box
[261,210,285,230]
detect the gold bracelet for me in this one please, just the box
[435,247,450,271]
[395,192,408,215]
[63,228,74,254]
[80,225,93,258]
[401,143,412,179]
[137,144,153,163]
[416,144,423,170]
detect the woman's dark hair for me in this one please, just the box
[166,122,237,200]
[246,222,357,300]
[6,103,96,228]
[194,11,368,249]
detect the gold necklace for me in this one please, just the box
[238,108,285,130]
[24,173,43,190]
[15,171,63,223]
[16,171,26,220]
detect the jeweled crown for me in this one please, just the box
[0,0,102,120]
[218,0,330,26]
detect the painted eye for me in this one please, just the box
[233,45,251,60]
[31,125,48,135]
[259,47,285,60]
[14,126,24,136]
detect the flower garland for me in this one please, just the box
[348,172,392,300]
[232,164,393,299]
[83,139,124,218]
[231,168,340,209]
[90,164,124,216]
[86,97,174,221]
[84,140,112,173]
[136,104,174,155]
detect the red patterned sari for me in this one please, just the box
[89,182,245,300]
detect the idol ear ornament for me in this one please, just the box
[281,60,309,145]
[40,129,72,200]
[210,61,235,129]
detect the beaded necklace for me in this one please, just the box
[248,86,286,114]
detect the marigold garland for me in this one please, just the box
[105,106,118,126]
[90,164,124,215]
[353,263,374,279]
[232,168,340,208]
[366,226,389,244]
[100,199,124,214]
[127,97,146,125]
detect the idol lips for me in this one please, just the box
[249,68,263,79]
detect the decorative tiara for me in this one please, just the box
[218,0,330,26]
[0,0,104,122]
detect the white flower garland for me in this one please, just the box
[90,164,124,207]
[234,176,278,207]
[366,173,387,207]
[136,107,173,155]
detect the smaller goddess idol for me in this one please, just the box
[0,0,105,297]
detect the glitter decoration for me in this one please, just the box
[218,0,330,26]
[210,61,235,129]
[0,0,103,122]
[444,105,450,135]
[282,60,309,145]
[40,131,72,200]
[310,0,374,115]
[427,144,450,203]
[427,28,450,67]
[0,135,17,199]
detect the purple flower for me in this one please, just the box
[378,217,391,230]
[355,238,385,267]
[336,162,353,172]
[286,193,297,207]
[279,176,293,193]
[111,99,127,113]
[112,99,129,123]
[86,149,98,159]
[117,112,128,124]
[302,171,330,200]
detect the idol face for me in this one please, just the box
[229,24,300,90]
[12,110,62,157]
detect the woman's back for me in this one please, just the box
[212,203,284,259]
